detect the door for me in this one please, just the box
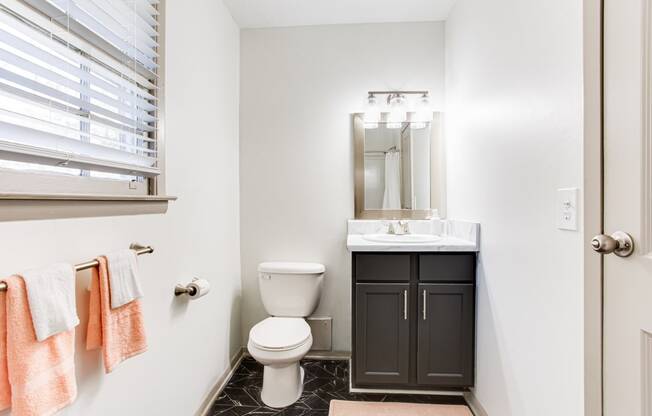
[354,283,410,385]
[602,0,652,413]
[417,284,474,387]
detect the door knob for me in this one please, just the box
[591,231,635,257]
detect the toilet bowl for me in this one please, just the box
[247,262,325,408]
[248,317,313,407]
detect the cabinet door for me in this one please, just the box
[355,283,410,385]
[417,284,474,387]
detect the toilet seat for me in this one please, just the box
[250,317,311,352]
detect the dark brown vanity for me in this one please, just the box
[349,112,477,392]
[352,252,476,390]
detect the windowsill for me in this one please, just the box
[0,193,177,201]
[0,193,177,221]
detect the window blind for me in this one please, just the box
[0,0,160,178]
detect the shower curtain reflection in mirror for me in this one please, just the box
[354,113,444,220]
[382,151,401,209]
[362,123,430,210]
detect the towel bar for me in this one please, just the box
[0,243,154,292]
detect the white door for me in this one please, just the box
[603,0,652,414]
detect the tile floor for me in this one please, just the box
[210,357,469,415]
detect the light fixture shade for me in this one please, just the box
[413,94,433,124]
[364,94,381,129]
[387,93,407,128]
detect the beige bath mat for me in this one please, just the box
[328,400,474,416]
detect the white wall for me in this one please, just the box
[0,1,241,414]
[239,22,445,350]
[445,1,584,415]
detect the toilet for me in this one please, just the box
[247,261,325,408]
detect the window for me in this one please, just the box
[0,0,164,198]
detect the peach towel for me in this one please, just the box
[0,283,9,411]
[0,276,77,416]
[328,400,474,416]
[87,256,147,373]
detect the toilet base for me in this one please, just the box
[260,363,305,408]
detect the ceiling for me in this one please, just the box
[223,0,457,29]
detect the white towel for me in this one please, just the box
[106,249,143,309]
[21,263,79,341]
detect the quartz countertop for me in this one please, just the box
[346,219,480,252]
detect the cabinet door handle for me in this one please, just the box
[403,290,408,320]
[422,289,427,320]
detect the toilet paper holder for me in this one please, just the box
[174,283,197,297]
[174,277,210,298]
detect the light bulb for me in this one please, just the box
[364,94,380,129]
[387,93,406,129]
[413,93,433,125]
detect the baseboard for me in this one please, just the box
[305,350,351,360]
[464,391,489,416]
[349,385,465,396]
[195,347,245,416]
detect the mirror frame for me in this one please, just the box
[353,112,445,220]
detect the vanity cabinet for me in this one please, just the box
[352,252,476,390]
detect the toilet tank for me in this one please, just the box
[258,262,325,317]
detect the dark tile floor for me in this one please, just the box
[210,357,468,416]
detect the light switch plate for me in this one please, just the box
[557,188,579,231]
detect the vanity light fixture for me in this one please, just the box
[363,90,432,129]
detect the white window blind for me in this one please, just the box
[0,0,160,179]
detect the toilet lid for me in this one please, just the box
[250,317,311,351]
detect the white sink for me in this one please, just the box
[362,233,441,244]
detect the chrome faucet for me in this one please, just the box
[388,220,410,235]
[397,220,410,235]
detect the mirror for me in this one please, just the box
[354,113,444,219]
